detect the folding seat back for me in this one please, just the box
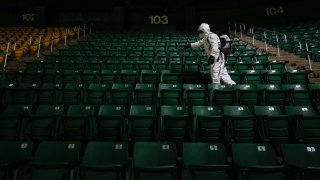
[183,143,230,180]
[80,142,128,180]
[85,83,110,105]
[129,105,158,142]
[183,84,207,106]
[133,142,178,180]
[27,141,80,180]
[159,84,182,105]
[36,83,60,105]
[120,70,138,84]
[254,106,289,145]
[61,83,84,105]
[0,141,33,180]
[232,143,287,180]
[133,84,156,105]
[3,83,37,105]
[100,70,119,84]
[110,83,133,106]
[192,106,224,142]
[140,70,160,84]
[242,70,262,85]
[282,84,311,106]
[285,106,320,143]
[161,70,181,84]
[252,61,267,70]
[227,70,243,84]
[27,105,64,142]
[268,60,286,70]
[95,105,125,141]
[281,144,320,180]
[257,84,288,106]
[60,105,94,140]
[0,105,32,140]
[235,84,261,106]
[223,106,255,143]
[287,69,309,84]
[161,105,190,142]
[209,84,236,106]
[261,70,285,84]
[80,70,98,85]
[308,84,320,105]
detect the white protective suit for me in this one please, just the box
[191,23,236,85]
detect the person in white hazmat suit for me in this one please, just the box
[185,23,236,85]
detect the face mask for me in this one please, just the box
[198,33,204,39]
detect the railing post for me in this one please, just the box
[284,34,287,43]
[234,23,237,35]
[264,32,268,51]
[37,35,42,58]
[29,36,32,45]
[77,26,80,40]
[240,24,243,40]
[64,29,67,47]
[276,35,280,57]
[83,24,86,37]
[3,42,10,70]
[228,22,231,34]
[50,32,54,53]
[252,28,255,45]
[13,42,17,51]
[306,42,312,71]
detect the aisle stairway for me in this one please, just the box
[233,33,320,83]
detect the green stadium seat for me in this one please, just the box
[252,61,267,70]
[0,105,32,140]
[242,70,262,84]
[161,70,181,84]
[85,83,110,105]
[183,84,207,106]
[308,84,320,105]
[255,54,269,62]
[79,142,128,180]
[208,84,236,106]
[227,70,243,84]
[59,105,94,140]
[153,60,168,71]
[183,143,230,180]
[121,61,136,70]
[257,84,288,106]
[80,70,99,85]
[120,70,138,84]
[133,84,156,105]
[35,83,61,105]
[140,70,160,84]
[159,84,182,105]
[191,106,224,142]
[223,106,255,143]
[128,105,158,141]
[95,105,125,141]
[235,84,261,106]
[3,83,37,105]
[285,106,320,143]
[100,70,119,84]
[59,70,80,85]
[281,144,320,180]
[110,83,133,106]
[239,54,254,62]
[26,105,64,141]
[0,141,33,180]
[61,83,84,105]
[160,105,190,142]
[254,106,289,145]
[261,70,286,84]
[232,143,287,180]
[286,69,309,84]
[283,84,311,106]
[25,141,80,180]
[132,142,178,180]
[185,61,200,72]
[268,60,286,70]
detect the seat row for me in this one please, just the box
[1,105,320,144]
[0,141,319,180]
[1,83,318,107]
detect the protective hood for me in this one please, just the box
[198,23,210,33]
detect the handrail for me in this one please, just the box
[1,24,91,71]
[231,22,320,71]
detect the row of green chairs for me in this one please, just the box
[0,141,319,180]
[1,105,320,144]
[2,82,317,106]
